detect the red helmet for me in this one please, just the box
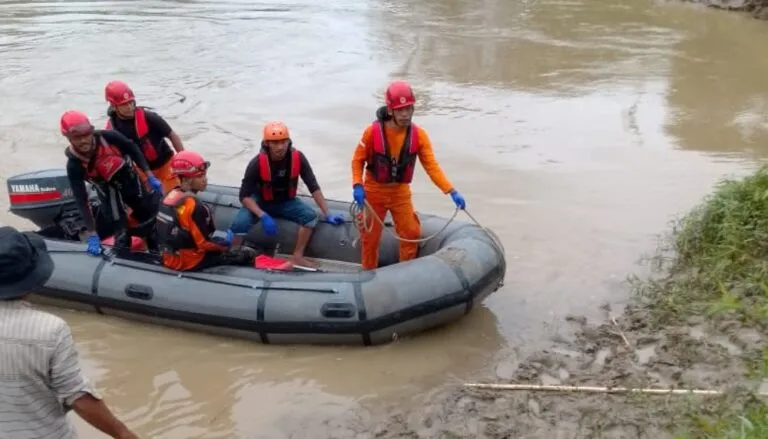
[170,151,210,177]
[60,110,94,137]
[105,80,136,106]
[385,80,416,110]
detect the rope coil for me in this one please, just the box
[348,200,505,256]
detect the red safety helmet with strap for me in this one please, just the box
[385,81,416,110]
[170,151,210,178]
[105,80,136,106]
[60,110,94,137]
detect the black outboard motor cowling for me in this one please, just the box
[7,169,87,238]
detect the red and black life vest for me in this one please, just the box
[66,135,127,183]
[105,107,159,163]
[156,189,215,252]
[365,120,421,184]
[257,148,301,201]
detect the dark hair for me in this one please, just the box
[376,106,392,122]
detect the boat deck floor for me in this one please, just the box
[108,248,362,274]
[276,254,361,273]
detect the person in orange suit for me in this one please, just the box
[350,80,466,270]
[156,151,260,271]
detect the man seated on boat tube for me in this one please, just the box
[156,151,261,271]
[61,110,164,257]
[350,81,467,270]
[104,80,186,194]
[229,121,345,268]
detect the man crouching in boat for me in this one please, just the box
[104,80,185,194]
[156,151,260,271]
[229,121,345,268]
[62,110,163,257]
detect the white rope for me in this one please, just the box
[349,200,505,256]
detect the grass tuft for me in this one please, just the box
[628,167,768,437]
[631,166,768,329]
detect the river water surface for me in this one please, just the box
[1,0,768,437]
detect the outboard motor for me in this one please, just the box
[7,169,87,239]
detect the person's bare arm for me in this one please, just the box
[168,131,185,152]
[50,324,138,438]
[71,395,137,439]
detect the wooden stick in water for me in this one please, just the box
[463,383,768,396]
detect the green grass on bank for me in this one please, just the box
[632,166,768,328]
[674,398,768,439]
[627,166,768,438]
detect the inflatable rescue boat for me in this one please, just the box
[6,169,506,346]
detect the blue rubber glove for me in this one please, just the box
[86,233,101,256]
[449,189,466,210]
[326,213,345,226]
[353,184,365,208]
[212,229,235,248]
[147,175,162,193]
[259,213,278,236]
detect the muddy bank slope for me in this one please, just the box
[377,169,768,438]
[687,0,768,19]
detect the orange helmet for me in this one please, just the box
[105,80,136,106]
[262,121,290,141]
[170,151,210,177]
[385,81,416,110]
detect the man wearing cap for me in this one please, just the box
[0,227,138,439]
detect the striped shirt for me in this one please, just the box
[0,300,100,439]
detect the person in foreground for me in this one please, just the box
[104,80,186,194]
[0,226,137,439]
[229,121,345,268]
[350,80,467,270]
[62,110,163,256]
[156,150,260,271]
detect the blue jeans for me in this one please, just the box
[229,195,319,234]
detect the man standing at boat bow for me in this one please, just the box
[350,80,467,270]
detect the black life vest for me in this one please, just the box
[156,189,215,253]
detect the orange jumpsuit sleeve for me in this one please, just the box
[351,125,373,186]
[416,128,454,194]
[177,198,227,252]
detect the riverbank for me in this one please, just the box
[378,167,768,438]
[689,0,768,19]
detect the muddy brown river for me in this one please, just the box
[1,0,768,437]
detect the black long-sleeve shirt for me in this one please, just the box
[238,149,320,203]
[107,107,175,169]
[65,130,152,231]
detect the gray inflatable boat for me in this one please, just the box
[6,169,506,346]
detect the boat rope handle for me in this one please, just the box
[348,199,506,256]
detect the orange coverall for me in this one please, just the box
[351,122,454,270]
[161,196,228,271]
